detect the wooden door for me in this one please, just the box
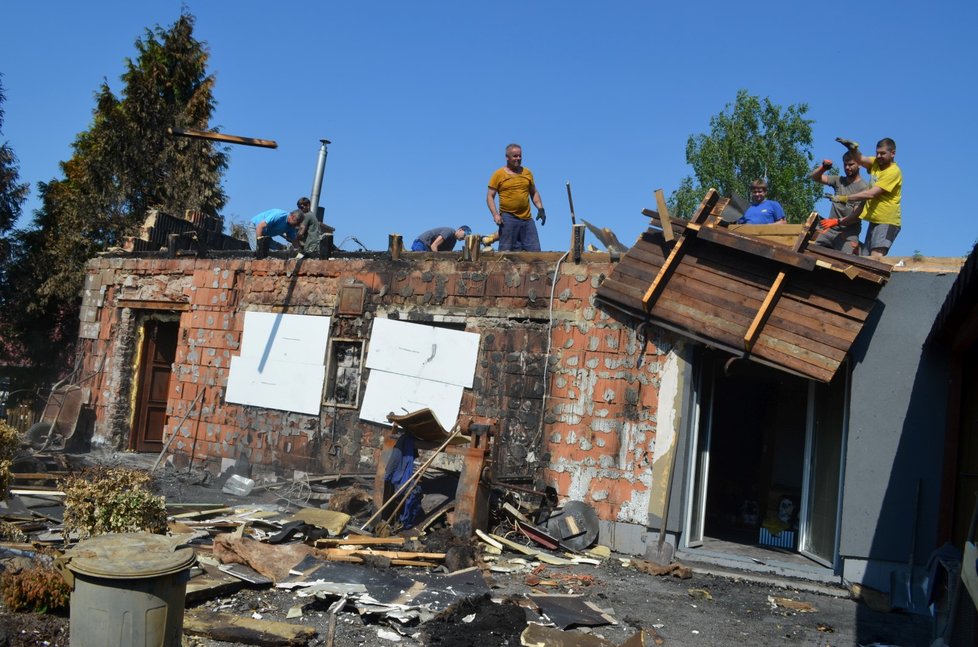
[132,320,178,452]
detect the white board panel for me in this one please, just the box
[358,370,463,428]
[225,355,326,415]
[365,318,479,387]
[239,311,331,366]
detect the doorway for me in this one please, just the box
[131,318,178,452]
[684,351,848,568]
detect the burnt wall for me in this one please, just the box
[76,252,680,525]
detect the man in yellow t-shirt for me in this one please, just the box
[828,137,902,257]
[486,143,546,251]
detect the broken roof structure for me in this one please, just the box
[597,189,891,382]
[53,194,967,604]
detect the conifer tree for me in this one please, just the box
[0,12,227,375]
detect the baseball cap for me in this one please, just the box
[459,225,472,235]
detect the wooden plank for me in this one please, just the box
[727,223,806,236]
[642,213,688,239]
[650,267,845,370]
[641,190,719,309]
[695,227,817,271]
[806,244,892,273]
[687,244,879,318]
[659,270,847,363]
[183,610,316,645]
[596,278,646,311]
[655,189,674,242]
[668,256,862,340]
[641,229,696,309]
[744,271,786,353]
[167,127,278,149]
[808,248,890,283]
[314,536,406,547]
[752,334,836,383]
[743,212,818,353]
[792,212,820,253]
[322,548,446,560]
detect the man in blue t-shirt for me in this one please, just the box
[247,208,303,250]
[737,179,786,224]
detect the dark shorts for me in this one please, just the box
[815,223,861,254]
[498,212,541,252]
[864,223,900,254]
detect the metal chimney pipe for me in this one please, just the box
[309,139,331,223]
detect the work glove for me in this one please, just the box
[820,159,833,170]
[255,235,270,259]
[819,218,840,231]
[536,208,546,226]
[825,194,848,204]
[835,137,860,152]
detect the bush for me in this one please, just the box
[0,564,70,613]
[61,467,167,539]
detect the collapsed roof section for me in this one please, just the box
[596,190,892,383]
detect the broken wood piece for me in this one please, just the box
[321,553,440,568]
[167,127,278,149]
[489,532,574,565]
[502,501,531,523]
[325,595,347,647]
[476,529,504,550]
[654,189,674,242]
[322,547,445,561]
[768,595,817,613]
[185,564,249,603]
[183,609,316,646]
[170,506,234,520]
[314,536,406,548]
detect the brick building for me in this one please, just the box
[72,240,964,595]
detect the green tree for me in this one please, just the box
[0,75,29,271]
[0,76,30,364]
[0,12,227,375]
[671,90,820,223]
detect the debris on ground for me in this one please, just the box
[768,595,817,613]
[0,436,934,646]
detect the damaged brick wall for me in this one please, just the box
[75,252,682,527]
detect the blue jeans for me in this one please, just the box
[410,239,427,251]
[498,212,541,251]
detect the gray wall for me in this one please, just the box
[842,271,957,573]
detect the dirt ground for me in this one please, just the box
[0,451,935,646]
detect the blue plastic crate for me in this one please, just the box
[758,528,795,549]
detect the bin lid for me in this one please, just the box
[66,532,195,579]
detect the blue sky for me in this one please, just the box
[2,1,976,257]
